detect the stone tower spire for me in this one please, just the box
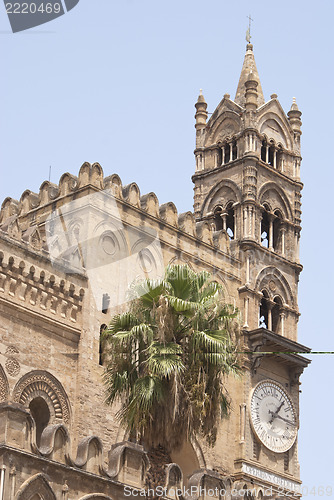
[234,44,265,107]
[195,89,208,129]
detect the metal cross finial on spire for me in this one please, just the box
[246,14,253,43]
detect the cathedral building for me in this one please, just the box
[0,43,310,499]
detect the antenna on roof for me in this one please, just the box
[49,166,52,182]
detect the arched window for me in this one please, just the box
[261,140,267,162]
[99,324,108,366]
[268,143,275,166]
[277,145,284,171]
[217,147,222,167]
[213,206,223,231]
[232,140,237,160]
[225,202,235,240]
[259,290,269,329]
[261,205,270,248]
[273,210,283,252]
[29,397,51,447]
[272,296,283,333]
[224,142,231,163]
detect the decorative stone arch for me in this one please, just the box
[122,182,141,207]
[0,364,9,402]
[209,112,241,145]
[258,110,292,150]
[13,371,71,425]
[16,473,56,500]
[255,267,295,307]
[104,173,123,198]
[140,192,160,217]
[74,436,104,473]
[178,211,196,236]
[258,182,293,221]
[201,179,241,218]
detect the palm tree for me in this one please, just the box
[103,264,240,451]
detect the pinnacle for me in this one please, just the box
[290,97,299,111]
[196,89,206,104]
[234,44,265,108]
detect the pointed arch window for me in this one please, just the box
[217,147,222,167]
[268,142,275,166]
[272,296,283,334]
[224,142,231,163]
[261,140,267,162]
[232,140,238,160]
[273,210,283,253]
[214,203,235,239]
[261,205,270,248]
[213,206,223,231]
[259,290,269,329]
[225,202,235,240]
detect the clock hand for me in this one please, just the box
[268,410,296,426]
[268,401,285,424]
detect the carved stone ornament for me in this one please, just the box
[269,280,277,292]
[5,356,20,377]
[13,371,70,424]
[5,345,19,355]
[0,364,9,402]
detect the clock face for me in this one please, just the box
[250,380,297,453]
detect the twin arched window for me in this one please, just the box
[213,203,235,239]
[261,206,283,253]
[261,139,284,171]
[259,290,283,333]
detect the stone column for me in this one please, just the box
[267,301,274,331]
[268,214,274,251]
[243,207,248,239]
[295,230,300,262]
[280,312,286,337]
[243,296,249,328]
[9,466,16,500]
[221,212,228,231]
[281,225,286,256]
[246,252,250,285]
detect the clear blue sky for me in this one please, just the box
[1,0,333,489]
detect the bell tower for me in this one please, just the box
[192,44,310,493]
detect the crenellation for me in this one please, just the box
[122,182,141,207]
[159,202,178,227]
[140,192,160,218]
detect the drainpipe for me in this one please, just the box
[0,465,6,500]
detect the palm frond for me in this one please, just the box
[103,263,241,449]
[166,295,199,313]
